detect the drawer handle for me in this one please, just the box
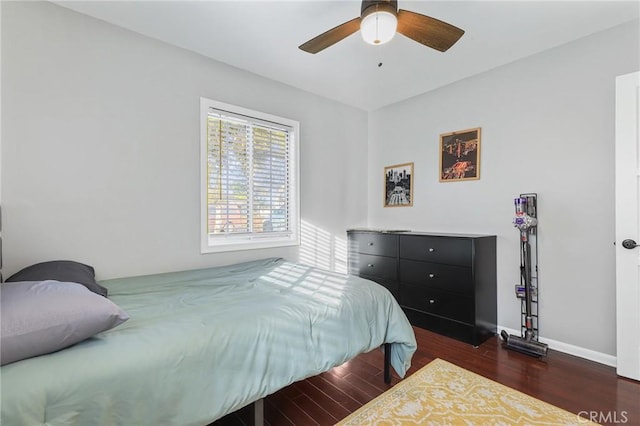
[368,242,374,246]
[428,248,435,252]
[367,263,374,267]
[428,299,436,304]
[428,273,435,278]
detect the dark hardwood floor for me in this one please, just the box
[215,326,640,426]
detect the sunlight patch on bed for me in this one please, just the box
[263,263,348,307]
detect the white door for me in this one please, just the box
[615,71,640,381]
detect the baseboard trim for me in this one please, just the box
[498,326,617,368]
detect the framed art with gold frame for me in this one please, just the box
[439,127,481,182]
[384,162,413,207]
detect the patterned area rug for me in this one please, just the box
[336,358,598,425]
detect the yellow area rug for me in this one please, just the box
[336,358,598,425]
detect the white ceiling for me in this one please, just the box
[54,0,640,111]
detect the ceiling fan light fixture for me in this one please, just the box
[360,10,397,45]
[298,0,463,54]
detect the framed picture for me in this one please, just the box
[384,162,413,207]
[439,127,481,182]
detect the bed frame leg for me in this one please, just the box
[384,343,391,384]
[253,398,264,426]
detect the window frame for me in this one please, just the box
[200,97,300,253]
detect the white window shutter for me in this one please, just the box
[201,98,299,252]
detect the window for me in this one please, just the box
[200,98,299,253]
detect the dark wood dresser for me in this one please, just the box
[347,229,497,346]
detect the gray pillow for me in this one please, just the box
[5,260,108,297]
[0,280,129,366]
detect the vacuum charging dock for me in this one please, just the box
[502,193,548,358]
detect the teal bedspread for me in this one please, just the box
[0,258,416,425]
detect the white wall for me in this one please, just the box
[368,20,640,357]
[1,1,368,279]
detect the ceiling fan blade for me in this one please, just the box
[397,9,464,52]
[299,17,361,54]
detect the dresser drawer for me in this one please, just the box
[348,232,398,257]
[399,259,472,294]
[399,235,471,266]
[400,285,474,324]
[361,277,399,300]
[349,253,397,281]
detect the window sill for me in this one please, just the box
[201,235,300,254]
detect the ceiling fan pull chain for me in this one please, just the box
[374,4,381,44]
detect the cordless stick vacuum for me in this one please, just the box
[501,196,549,357]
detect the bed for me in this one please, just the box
[1,257,417,425]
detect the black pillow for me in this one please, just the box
[6,261,108,297]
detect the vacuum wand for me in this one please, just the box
[502,196,548,357]
[521,240,534,341]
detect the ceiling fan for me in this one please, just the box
[299,0,464,54]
